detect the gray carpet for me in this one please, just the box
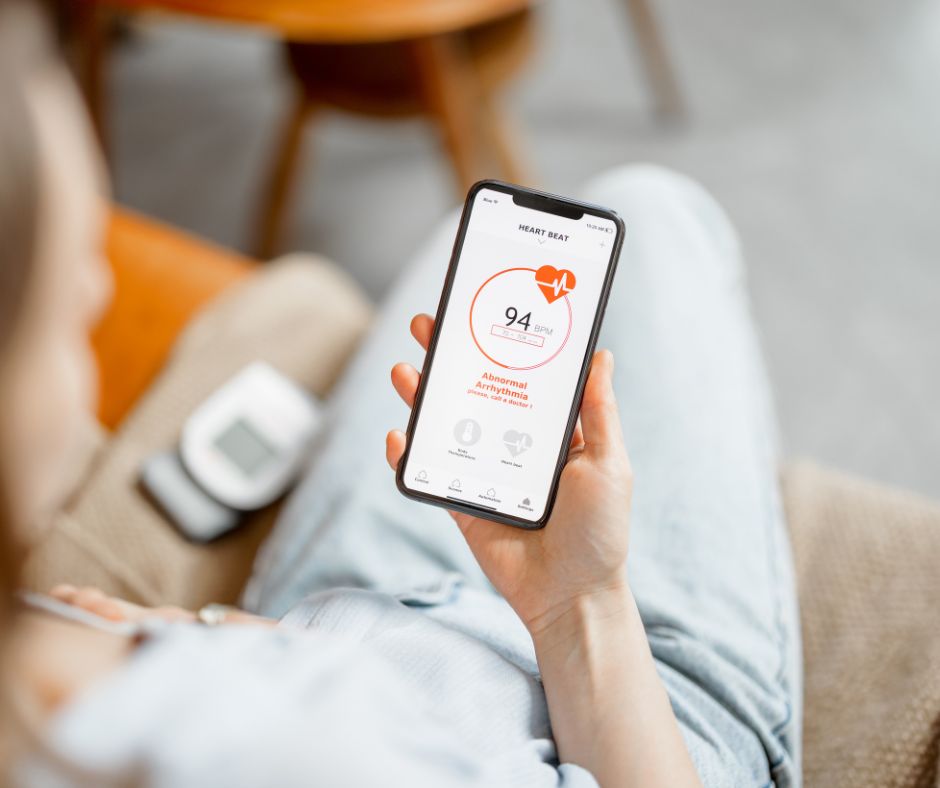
[107,0,940,498]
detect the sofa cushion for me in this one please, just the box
[785,461,940,788]
[23,254,372,608]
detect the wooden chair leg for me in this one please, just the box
[622,0,684,120]
[254,93,316,260]
[412,34,487,195]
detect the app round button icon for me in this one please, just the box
[454,418,482,446]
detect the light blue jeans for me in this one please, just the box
[245,165,802,787]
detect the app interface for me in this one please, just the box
[403,187,618,522]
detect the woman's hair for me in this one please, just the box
[0,0,44,639]
[0,8,141,784]
[0,0,51,771]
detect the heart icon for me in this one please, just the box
[535,265,576,304]
[503,430,533,457]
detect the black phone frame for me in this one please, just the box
[395,179,625,530]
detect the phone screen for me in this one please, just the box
[400,184,621,526]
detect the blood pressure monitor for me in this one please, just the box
[140,363,322,541]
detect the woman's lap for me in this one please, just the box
[584,165,800,784]
[243,164,801,785]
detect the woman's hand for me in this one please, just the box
[390,315,700,787]
[386,313,633,637]
[48,585,274,628]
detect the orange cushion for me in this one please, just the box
[92,209,255,429]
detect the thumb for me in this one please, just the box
[579,350,623,458]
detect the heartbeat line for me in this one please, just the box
[535,271,574,297]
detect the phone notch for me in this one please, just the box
[511,191,584,221]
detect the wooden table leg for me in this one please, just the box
[622,0,685,120]
[254,92,316,260]
[476,91,528,186]
[412,33,489,195]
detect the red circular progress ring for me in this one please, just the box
[468,266,572,371]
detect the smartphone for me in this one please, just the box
[396,180,624,529]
